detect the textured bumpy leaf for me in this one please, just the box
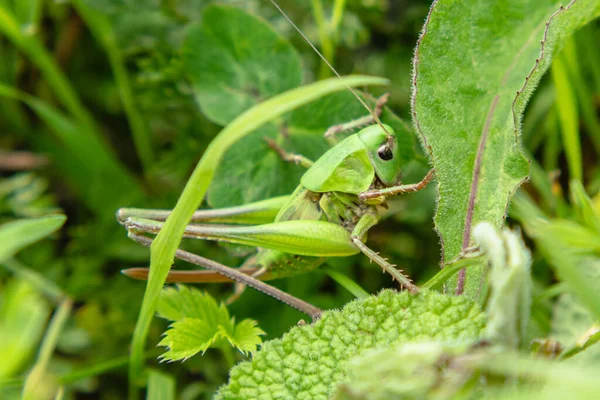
[183,5,302,126]
[217,290,485,399]
[208,90,419,208]
[412,0,600,296]
[157,286,264,361]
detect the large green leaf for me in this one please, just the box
[412,0,600,296]
[216,290,485,399]
[183,5,303,125]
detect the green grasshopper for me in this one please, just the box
[117,2,434,313]
[119,98,433,291]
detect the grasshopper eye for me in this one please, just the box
[377,145,393,161]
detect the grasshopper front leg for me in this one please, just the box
[359,169,435,203]
[350,210,419,294]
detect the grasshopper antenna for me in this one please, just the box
[269,0,392,139]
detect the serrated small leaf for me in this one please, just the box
[157,285,232,330]
[216,290,485,399]
[182,5,302,125]
[156,286,264,361]
[219,319,266,356]
[159,318,218,361]
[412,0,600,297]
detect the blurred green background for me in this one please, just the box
[0,0,599,398]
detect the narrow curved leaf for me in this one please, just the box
[412,0,600,296]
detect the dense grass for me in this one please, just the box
[0,1,599,399]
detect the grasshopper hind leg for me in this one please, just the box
[351,210,419,294]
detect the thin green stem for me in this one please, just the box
[2,259,64,303]
[560,325,600,361]
[322,265,369,299]
[561,37,600,153]
[331,0,347,36]
[59,350,162,385]
[552,54,582,181]
[534,282,568,303]
[422,258,482,291]
[23,298,73,400]
[0,8,94,135]
[311,0,334,79]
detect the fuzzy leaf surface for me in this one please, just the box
[412,0,600,296]
[216,290,485,399]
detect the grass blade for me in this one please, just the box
[71,0,154,173]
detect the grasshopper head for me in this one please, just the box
[357,124,401,187]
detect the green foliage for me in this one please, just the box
[208,91,419,208]
[332,341,600,400]
[0,280,49,379]
[332,341,477,400]
[217,290,485,399]
[157,286,264,361]
[512,184,600,319]
[147,369,175,400]
[553,292,600,364]
[0,0,599,398]
[0,215,65,262]
[472,222,532,349]
[412,0,600,297]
